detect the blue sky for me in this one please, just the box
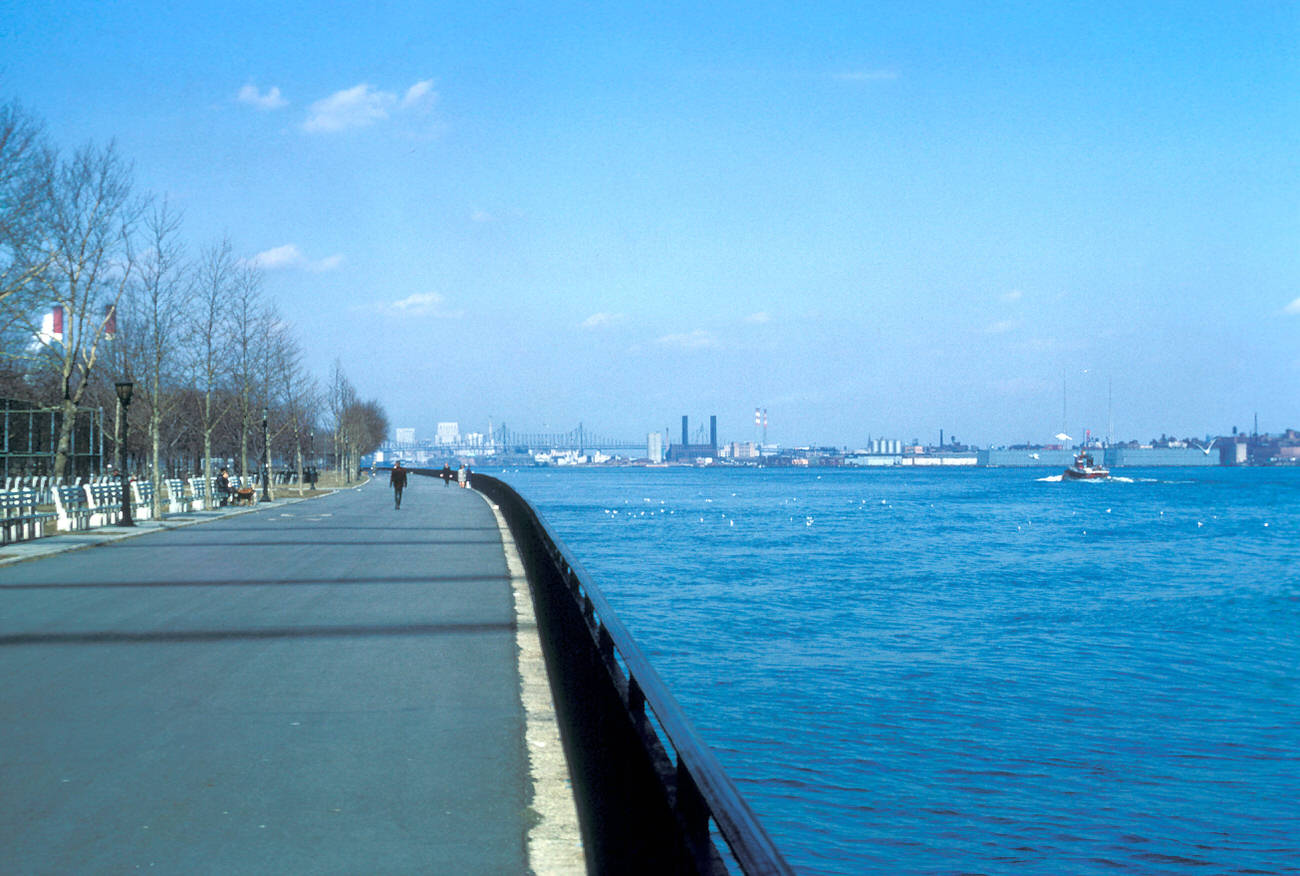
[5,1,1297,446]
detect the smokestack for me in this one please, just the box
[682,415,689,446]
[710,415,717,449]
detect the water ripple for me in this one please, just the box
[506,467,1300,875]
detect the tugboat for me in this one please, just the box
[1063,451,1109,480]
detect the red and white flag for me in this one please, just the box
[39,306,64,343]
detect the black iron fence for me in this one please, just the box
[0,399,103,480]
[418,469,793,875]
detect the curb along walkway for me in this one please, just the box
[0,478,581,874]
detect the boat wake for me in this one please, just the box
[1038,474,1134,484]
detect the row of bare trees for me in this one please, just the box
[0,97,388,508]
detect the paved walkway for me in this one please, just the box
[0,478,581,874]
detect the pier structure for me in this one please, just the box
[0,473,791,873]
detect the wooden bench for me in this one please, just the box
[53,484,94,532]
[0,489,55,544]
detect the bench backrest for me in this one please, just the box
[188,477,207,498]
[89,482,122,506]
[165,478,187,498]
[55,484,89,507]
[0,489,40,510]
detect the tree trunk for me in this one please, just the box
[150,405,163,519]
[52,395,78,482]
[240,415,249,481]
[202,431,213,511]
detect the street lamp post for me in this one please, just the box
[114,381,134,527]
[261,406,271,502]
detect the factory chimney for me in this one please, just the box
[710,415,717,450]
[682,415,689,446]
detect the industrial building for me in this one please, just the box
[668,415,718,463]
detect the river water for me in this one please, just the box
[495,466,1298,875]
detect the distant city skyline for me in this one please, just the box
[7,2,1296,446]
[383,413,1291,451]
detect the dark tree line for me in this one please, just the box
[0,97,387,510]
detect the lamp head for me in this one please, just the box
[115,381,134,405]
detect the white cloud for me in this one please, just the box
[1001,289,1024,303]
[581,312,626,330]
[655,329,719,350]
[247,244,343,273]
[1284,297,1300,315]
[248,244,303,269]
[237,84,288,110]
[402,79,436,110]
[745,311,772,324]
[303,79,438,133]
[384,292,461,318]
[304,84,394,132]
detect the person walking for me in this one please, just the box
[389,461,408,509]
[456,463,467,489]
[441,463,452,486]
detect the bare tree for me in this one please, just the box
[252,305,286,499]
[127,199,190,516]
[0,98,54,321]
[268,324,318,495]
[188,237,235,506]
[27,141,142,479]
[337,397,387,479]
[328,359,357,482]
[228,262,265,481]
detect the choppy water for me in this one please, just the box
[497,466,1299,876]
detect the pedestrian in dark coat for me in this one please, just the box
[217,468,232,506]
[389,462,408,509]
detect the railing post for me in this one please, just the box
[676,760,712,862]
[628,676,646,718]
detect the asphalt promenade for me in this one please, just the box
[0,477,581,874]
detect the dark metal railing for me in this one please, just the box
[417,469,793,875]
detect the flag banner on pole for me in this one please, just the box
[39,306,64,343]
